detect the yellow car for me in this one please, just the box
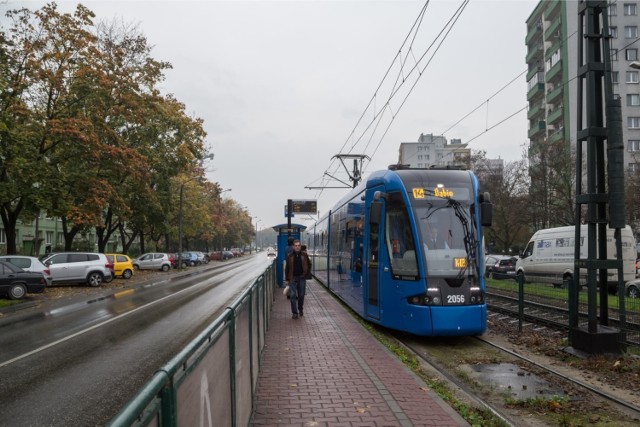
[105,254,134,279]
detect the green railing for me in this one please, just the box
[108,260,277,427]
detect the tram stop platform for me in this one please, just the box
[250,279,468,426]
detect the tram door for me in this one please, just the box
[366,198,383,320]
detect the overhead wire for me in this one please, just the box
[309,0,640,194]
[309,0,471,195]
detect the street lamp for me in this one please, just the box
[218,188,232,252]
[255,219,261,253]
[249,216,259,254]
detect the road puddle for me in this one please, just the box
[466,363,565,400]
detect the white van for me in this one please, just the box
[515,225,636,291]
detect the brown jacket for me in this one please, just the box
[285,250,311,281]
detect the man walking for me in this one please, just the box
[284,239,311,319]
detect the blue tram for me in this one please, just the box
[307,165,492,336]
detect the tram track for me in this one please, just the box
[486,289,640,345]
[475,335,640,417]
[392,328,640,426]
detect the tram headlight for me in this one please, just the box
[469,286,484,303]
[408,288,443,306]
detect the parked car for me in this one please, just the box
[223,250,235,260]
[484,255,513,278]
[230,248,242,257]
[105,254,134,279]
[41,252,113,287]
[132,253,172,271]
[489,257,517,279]
[0,255,53,286]
[175,252,199,266]
[208,251,222,261]
[625,278,640,298]
[0,261,47,299]
[194,251,208,264]
[266,247,276,258]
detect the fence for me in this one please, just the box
[486,274,640,347]
[108,260,276,427]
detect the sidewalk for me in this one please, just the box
[250,280,468,426]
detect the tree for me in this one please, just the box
[0,4,100,253]
[527,138,576,229]
[473,150,532,254]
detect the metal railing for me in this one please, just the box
[108,260,276,427]
[486,274,640,347]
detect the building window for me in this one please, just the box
[612,49,619,61]
[627,71,640,83]
[624,3,637,15]
[57,232,64,245]
[627,49,639,61]
[629,162,640,173]
[610,26,618,38]
[610,3,618,15]
[628,94,640,105]
[46,231,53,244]
[629,140,640,151]
[625,26,638,38]
[613,71,619,84]
[628,117,640,128]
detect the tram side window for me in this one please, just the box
[386,203,418,278]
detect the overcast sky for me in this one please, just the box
[3,0,538,233]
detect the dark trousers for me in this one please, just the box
[289,276,306,314]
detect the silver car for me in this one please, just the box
[41,252,113,287]
[132,253,172,271]
[0,255,53,287]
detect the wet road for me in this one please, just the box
[0,255,272,427]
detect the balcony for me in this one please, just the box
[527,45,544,63]
[546,84,563,103]
[545,60,562,83]
[528,120,546,138]
[528,82,545,101]
[544,39,562,60]
[544,0,561,21]
[528,102,544,120]
[545,15,562,42]
[526,21,543,45]
[547,105,563,124]
[549,128,564,143]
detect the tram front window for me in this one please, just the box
[418,204,473,277]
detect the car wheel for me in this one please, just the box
[87,272,104,287]
[627,284,640,299]
[161,264,170,272]
[133,265,140,271]
[8,283,27,300]
[104,273,114,283]
[516,270,525,283]
[122,269,133,279]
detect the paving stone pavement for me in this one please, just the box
[250,280,468,426]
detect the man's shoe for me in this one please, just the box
[292,313,298,319]
[299,310,303,317]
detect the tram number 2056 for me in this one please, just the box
[447,294,465,304]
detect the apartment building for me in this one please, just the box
[526,0,640,173]
[398,133,470,168]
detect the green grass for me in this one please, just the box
[486,277,640,312]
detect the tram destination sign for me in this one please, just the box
[291,199,317,214]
